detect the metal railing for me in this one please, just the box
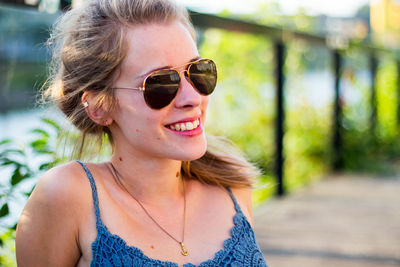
[189,10,400,196]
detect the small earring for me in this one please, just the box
[83,102,89,108]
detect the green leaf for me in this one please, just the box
[30,128,50,138]
[0,159,21,167]
[35,149,53,155]
[24,185,36,197]
[39,161,54,171]
[10,167,30,186]
[30,139,48,151]
[0,149,25,156]
[0,139,11,146]
[41,118,61,132]
[0,203,9,217]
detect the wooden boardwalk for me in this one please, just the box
[253,174,400,267]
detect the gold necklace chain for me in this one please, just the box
[109,163,189,256]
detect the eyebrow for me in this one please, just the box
[136,56,201,80]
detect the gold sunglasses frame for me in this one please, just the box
[112,58,217,93]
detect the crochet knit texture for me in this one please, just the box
[77,161,268,267]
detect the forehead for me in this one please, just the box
[120,22,198,76]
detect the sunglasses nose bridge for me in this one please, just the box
[178,69,198,91]
[177,69,188,77]
[173,70,203,108]
[175,69,191,86]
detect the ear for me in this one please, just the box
[81,91,113,126]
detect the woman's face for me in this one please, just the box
[109,21,209,161]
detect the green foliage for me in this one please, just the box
[376,56,398,139]
[0,117,63,205]
[283,40,333,192]
[0,230,16,267]
[0,118,63,266]
[0,114,113,265]
[200,29,275,177]
[199,25,333,199]
[200,15,340,196]
[200,8,399,200]
[0,204,9,218]
[340,50,400,174]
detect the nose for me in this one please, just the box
[173,71,203,109]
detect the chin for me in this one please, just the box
[184,147,207,161]
[169,141,207,161]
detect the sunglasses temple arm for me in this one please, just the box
[113,87,145,91]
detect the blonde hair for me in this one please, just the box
[43,0,258,188]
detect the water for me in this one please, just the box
[1,108,54,140]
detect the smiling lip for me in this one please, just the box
[166,123,203,137]
[165,117,203,137]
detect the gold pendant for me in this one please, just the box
[180,242,189,256]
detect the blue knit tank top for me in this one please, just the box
[77,161,268,267]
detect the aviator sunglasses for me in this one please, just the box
[113,58,217,109]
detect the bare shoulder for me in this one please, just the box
[16,161,91,266]
[192,181,254,226]
[24,161,91,210]
[230,186,254,226]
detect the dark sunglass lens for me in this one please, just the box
[188,59,217,95]
[144,70,180,109]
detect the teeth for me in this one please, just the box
[168,119,200,132]
[186,122,194,130]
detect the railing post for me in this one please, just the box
[275,41,285,197]
[370,54,378,135]
[332,50,343,170]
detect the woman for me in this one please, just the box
[16,0,268,266]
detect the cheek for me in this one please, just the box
[202,96,209,117]
[202,95,209,108]
[141,114,165,137]
[116,92,147,111]
[127,116,160,145]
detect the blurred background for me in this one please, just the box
[0,0,399,266]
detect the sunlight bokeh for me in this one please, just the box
[176,0,370,17]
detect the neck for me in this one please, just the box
[110,153,184,204]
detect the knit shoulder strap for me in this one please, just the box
[226,187,243,214]
[76,161,102,225]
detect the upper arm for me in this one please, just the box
[231,187,254,226]
[16,162,85,267]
